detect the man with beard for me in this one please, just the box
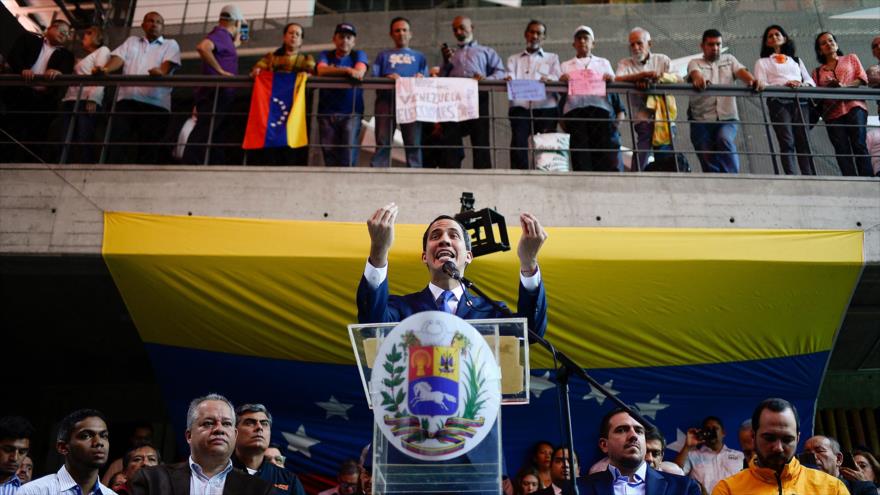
[579,408,700,495]
[0,416,34,493]
[712,398,848,495]
[19,409,115,494]
[356,202,548,337]
[438,16,506,169]
[232,404,305,495]
[130,394,272,495]
[615,27,676,171]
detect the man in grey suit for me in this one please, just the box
[578,408,701,495]
[131,393,272,495]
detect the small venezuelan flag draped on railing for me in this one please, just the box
[243,71,308,149]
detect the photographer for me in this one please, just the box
[674,416,744,494]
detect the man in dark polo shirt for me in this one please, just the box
[184,4,242,164]
[232,404,306,495]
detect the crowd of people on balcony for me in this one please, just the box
[1,9,879,176]
[3,397,880,494]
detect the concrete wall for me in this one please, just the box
[2,164,878,261]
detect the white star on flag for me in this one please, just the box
[282,425,320,458]
[582,380,619,405]
[316,396,354,420]
[634,394,670,420]
[529,371,555,398]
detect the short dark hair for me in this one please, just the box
[235,403,273,426]
[760,25,796,58]
[599,407,631,439]
[702,29,722,43]
[389,17,410,31]
[645,427,666,451]
[338,458,360,476]
[50,19,71,29]
[814,32,844,64]
[0,416,34,441]
[57,409,107,443]
[422,215,472,252]
[122,442,161,469]
[702,416,725,431]
[751,398,800,433]
[526,20,546,36]
[283,22,304,39]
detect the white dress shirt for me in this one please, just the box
[63,46,111,104]
[608,461,647,495]
[18,465,117,495]
[31,39,59,74]
[506,48,562,109]
[111,35,181,110]
[188,456,233,495]
[682,444,744,494]
[753,55,815,87]
[363,261,541,304]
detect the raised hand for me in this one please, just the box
[517,212,547,276]
[367,202,399,268]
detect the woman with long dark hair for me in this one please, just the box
[753,25,815,175]
[249,22,316,165]
[812,31,871,176]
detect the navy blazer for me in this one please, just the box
[578,466,702,495]
[356,274,547,337]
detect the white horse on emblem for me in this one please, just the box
[410,382,456,411]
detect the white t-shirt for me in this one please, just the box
[560,54,614,115]
[682,444,744,494]
[63,46,111,104]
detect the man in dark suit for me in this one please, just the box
[578,408,701,495]
[356,202,548,337]
[5,20,74,162]
[131,393,273,495]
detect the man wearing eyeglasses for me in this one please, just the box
[318,460,360,495]
[264,445,286,468]
[233,404,305,495]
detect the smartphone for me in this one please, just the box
[797,452,818,468]
[841,452,858,471]
[240,23,249,41]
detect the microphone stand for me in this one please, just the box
[453,271,657,495]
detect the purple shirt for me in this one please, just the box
[197,25,238,100]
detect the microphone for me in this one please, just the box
[442,261,462,280]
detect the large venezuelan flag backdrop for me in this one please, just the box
[102,212,863,492]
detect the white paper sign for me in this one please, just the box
[396,77,480,124]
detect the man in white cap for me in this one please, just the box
[184,4,244,164]
[559,25,620,171]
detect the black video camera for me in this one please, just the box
[696,427,718,443]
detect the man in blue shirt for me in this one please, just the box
[316,23,368,167]
[438,16,505,169]
[371,17,428,168]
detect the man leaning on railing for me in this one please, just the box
[92,11,181,164]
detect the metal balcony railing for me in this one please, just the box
[0,74,878,176]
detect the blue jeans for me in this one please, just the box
[825,106,871,177]
[318,114,362,167]
[767,98,814,175]
[371,97,422,167]
[690,121,740,173]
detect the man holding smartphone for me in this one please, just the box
[804,436,876,495]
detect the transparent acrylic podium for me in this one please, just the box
[348,317,530,495]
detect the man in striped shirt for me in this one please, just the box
[0,416,34,494]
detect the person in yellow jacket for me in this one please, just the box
[713,398,848,495]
